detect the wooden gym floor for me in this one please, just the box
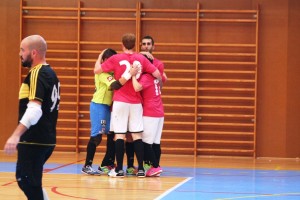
[1,151,300,200]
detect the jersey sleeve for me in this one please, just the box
[140,55,157,74]
[139,74,153,90]
[29,67,47,102]
[156,61,164,74]
[101,56,115,72]
[99,73,116,86]
[157,62,166,83]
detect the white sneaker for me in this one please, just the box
[136,170,146,178]
[108,168,125,178]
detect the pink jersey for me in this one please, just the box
[101,53,157,103]
[153,58,166,83]
[153,58,163,74]
[139,73,164,117]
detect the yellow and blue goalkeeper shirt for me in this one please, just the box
[91,72,115,106]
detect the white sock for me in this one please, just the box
[42,188,50,200]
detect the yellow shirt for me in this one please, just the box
[91,73,115,106]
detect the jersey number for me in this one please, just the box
[119,60,142,79]
[154,79,161,96]
[51,82,60,112]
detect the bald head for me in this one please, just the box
[20,35,47,68]
[22,35,47,57]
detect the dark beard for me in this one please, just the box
[21,55,33,68]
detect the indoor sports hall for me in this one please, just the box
[1,0,299,200]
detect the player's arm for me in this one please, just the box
[151,69,164,89]
[152,69,162,81]
[4,124,27,154]
[110,65,139,90]
[19,100,42,129]
[4,100,42,154]
[110,77,128,90]
[94,49,107,74]
[162,72,168,83]
[132,75,143,92]
[94,60,103,74]
[140,51,154,61]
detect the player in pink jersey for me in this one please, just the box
[94,33,162,177]
[134,35,168,177]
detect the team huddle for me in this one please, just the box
[81,33,167,178]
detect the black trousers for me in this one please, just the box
[16,144,55,200]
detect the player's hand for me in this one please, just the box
[140,51,154,60]
[132,61,142,79]
[4,135,20,155]
[98,48,108,64]
[130,64,139,76]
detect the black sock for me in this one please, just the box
[133,139,144,171]
[101,133,115,166]
[115,139,125,172]
[107,134,116,165]
[143,142,150,164]
[126,141,134,168]
[85,135,102,167]
[144,142,159,168]
[152,143,161,165]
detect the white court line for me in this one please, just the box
[154,177,193,200]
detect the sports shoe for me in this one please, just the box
[96,167,105,174]
[81,165,101,175]
[108,168,125,178]
[136,170,146,178]
[146,166,163,177]
[144,163,151,172]
[99,165,114,174]
[126,167,138,175]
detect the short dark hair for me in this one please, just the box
[142,35,154,45]
[122,33,136,50]
[102,48,117,60]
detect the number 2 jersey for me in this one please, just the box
[18,64,60,146]
[101,53,157,104]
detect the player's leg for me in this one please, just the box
[108,101,129,177]
[153,117,164,166]
[106,111,116,167]
[84,135,102,168]
[142,116,152,169]
[142,117,158,167]
[41,146,55,200]
[152,144,161,166]
[129,103,145,177]
[99,110,115,173]
[125,134,137,175]
[82,102,105,175]
[143,117,162,176]
[16,145,54,199]
[100,133,115,173]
